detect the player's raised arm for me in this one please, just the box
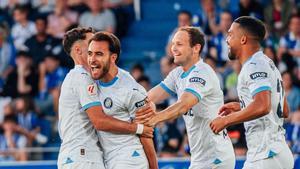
[148,84,172,104]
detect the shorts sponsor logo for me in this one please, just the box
[189,77,206,86]
[87,83,97,96]
[250,72,267,80]
[104,97,113,109]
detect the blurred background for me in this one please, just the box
[0,0,300,168]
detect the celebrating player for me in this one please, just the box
[210,16,294,169]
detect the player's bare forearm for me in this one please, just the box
[87,106,136,134]
[140,137,158,169]
[148,92,198,126]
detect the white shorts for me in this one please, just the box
[243,146,294,169]
[189,155,235,169]
[58,161,105,169]
[105,148,149,169]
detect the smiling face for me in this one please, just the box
[88,40,112,80]
[226,22,242,60]
[171,30,193,66]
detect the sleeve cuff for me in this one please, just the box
[184,88,201,102]
[81,101,102,111]
[159,82,176,96]
[251,86,272,97]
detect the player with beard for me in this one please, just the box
[135,26,235,169]
[58,27,153,169]
[210,16,294,169]
[87,31,158,169]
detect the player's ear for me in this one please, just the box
[193,44,201,55]
[74,44,82,55]
[240,35,247,45]
[111,53,117,63]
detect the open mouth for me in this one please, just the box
[90,65,100,72]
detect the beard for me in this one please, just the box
[98,63,109,79]
[228,49,237,60]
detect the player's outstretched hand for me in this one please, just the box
[209,117,228,134]
[219,102,241,116]
[141,126,154,138]
[135,103,156,124]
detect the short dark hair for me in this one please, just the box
[88,31,121,63]
[288,14,300,25]
[62,27,95,55]
[178,27,205,54]
[234,16,266,42]
[178,10,192,19]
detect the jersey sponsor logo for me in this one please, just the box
[104,97,113,109]
[189,77,206,86]
[87,83,97,96]
[250,72,267,80]
[135,99,147,108]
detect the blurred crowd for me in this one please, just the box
[0,0,300,162]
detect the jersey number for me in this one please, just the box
[276,79,284,118]
[184,108,194,117]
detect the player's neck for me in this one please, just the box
[100,65,118,83]
[239,44,260,65]
[182,56,200,71]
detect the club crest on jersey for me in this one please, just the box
[104,97,113,109]
[87,83,97,96]
[189,77,206,86]
[250,72,267,80]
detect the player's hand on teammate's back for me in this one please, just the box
[218,102,241,116]
[209,117,228,134]
[141,126,154,138]
[134,102,156,124]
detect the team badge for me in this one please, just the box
[104,97,113,109]
[87,83,97,96]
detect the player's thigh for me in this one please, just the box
[107,149,149,169]
[59,161,105,169]
[243,149,294,169]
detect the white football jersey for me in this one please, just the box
[161,59,234,168]
[237,51,287,162]
[58,65,103,164]
[97,68,147,163]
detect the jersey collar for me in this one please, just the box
[180,59,202,79]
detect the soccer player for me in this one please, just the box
[57,27,153,169]
[209,16,294,169]
[136,27,235,169]
[87,32,158,169]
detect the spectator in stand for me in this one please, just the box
[79,0,116,33]
[47,0,78,39]
[130,63,144,80]
[15,96,48,145]
[137,75,151,91]
[209,11,233,67]
[193,0,221,36]
[11,4,36,51]
[285,107,300,154]
[235,0,264,20]
[37,53,67,116]
[67,0,89,15]
[282,71,300,114]
[160,56,176,78]
[0,22,15,90]
[264,0,293,37]
[166,10,192,57]
[24,16,62,66]
[103,0,134,37]
[278,14,300,73]
[0,114,27,161]
[225,60,241,101]
[0,51,39,98]
[31,0,55,16]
